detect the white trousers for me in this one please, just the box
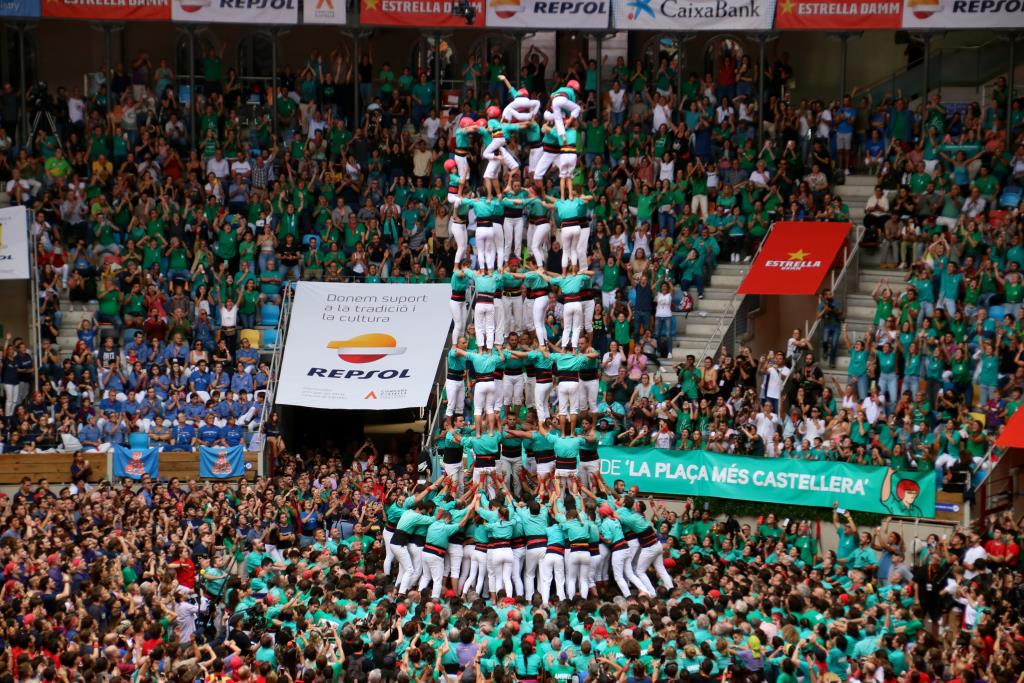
[474,301,495,348]
[530,221,550,268]
[445,377,466,417]
[636,542,673,593]
[523,547,545,601]
[577,226,591,268]
[488,546,514,597]
[503,215,526,260]
[502,373,525,406]
[580,378,599,412]
[535,381,553,421]
[546,97,581,140]
[476,224,497,269]
[494,296,507,346]
[532,295,549,344]
[383,528,395,575]
[561,301,583,348]
[566,549,591,599]
[448,542,465,578]
[560,225,581,270]
[512,546,526,596]
[556,378,579,418]
[462,546,488,596]
[538,551,566,604]
[528,146,543,175]
[611,546,648,597]
[392,543,414,590]
[422,552,447,599]
[533,151,557,181]
[442,460,464,495]
[558,152,577,179]
[451,220,469,265]
[473,379,498,416]
[455,153,470,181]
[449,298,467,343]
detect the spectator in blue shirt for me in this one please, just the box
[124,331,147,363]
[184,394,207,424]
[77,415,101,451]
[171,414,196,450]
[236,337,259,370]
[190,360,212,394]
[97,390,124,416]
[231,362,254,393]
[196,413,225,447]
[210,362,230,393]
[222,415,245,447]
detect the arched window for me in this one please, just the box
[175,30,216,79]
[237,33,274,79]
[2,26,37,91]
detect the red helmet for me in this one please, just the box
[444,159,457,172]
[475,118,487,127]
[566,79,580,91]
[517,88,529,97]
[486,105,501,119]
[459,116,474,128]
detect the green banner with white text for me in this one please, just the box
[599,448,935,518]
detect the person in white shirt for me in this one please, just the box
[421,111,441,144]
[654,282,674,359]
[801,407,826,442]
[230,153,252,181]
[759,352,791,412]
[608,81,627,128]
[601,342,624,382]
[860,387,883,424]
[962,533,988,580]
[754,402,781,443]
[815,101,833,141]
[306,110,328,140]
[206,151,230,181]
[650,93,673,133]
[749,160,771,189]
[67,87,86,131]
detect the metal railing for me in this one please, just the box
[857,37,1023,104]
[693,232,772,364]
[28,225,41,393]
[778,223,865,414]
[256,282,292,475]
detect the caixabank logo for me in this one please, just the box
[307,333,412,381]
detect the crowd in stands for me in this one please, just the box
[0,35,1020,683]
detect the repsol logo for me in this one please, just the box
[534,1,607,12]
[308,368,412,379]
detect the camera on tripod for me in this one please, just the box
[28,81,54,113]
[450,0,475,24]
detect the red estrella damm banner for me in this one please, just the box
[42,0,170,19]
[737,221,851,296]
[359,0,486,25]
[774,0,902,28]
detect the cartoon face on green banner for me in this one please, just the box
[598,448,936,518]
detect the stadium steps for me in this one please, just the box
[841,174,878,226]
[55,292,99,355]
[653,263,750,380]
[820,266,891,386]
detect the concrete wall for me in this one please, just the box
[24,24,1011,99]
[0,279,31,343]
[742,294,818,361]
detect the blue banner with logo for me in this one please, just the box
[0,0,40,17]
[199,445,246,478]
[112,445,159,480]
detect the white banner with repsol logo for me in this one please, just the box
[276,282,453,410]
[903,0,1024,28]
[487,0,611,27]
